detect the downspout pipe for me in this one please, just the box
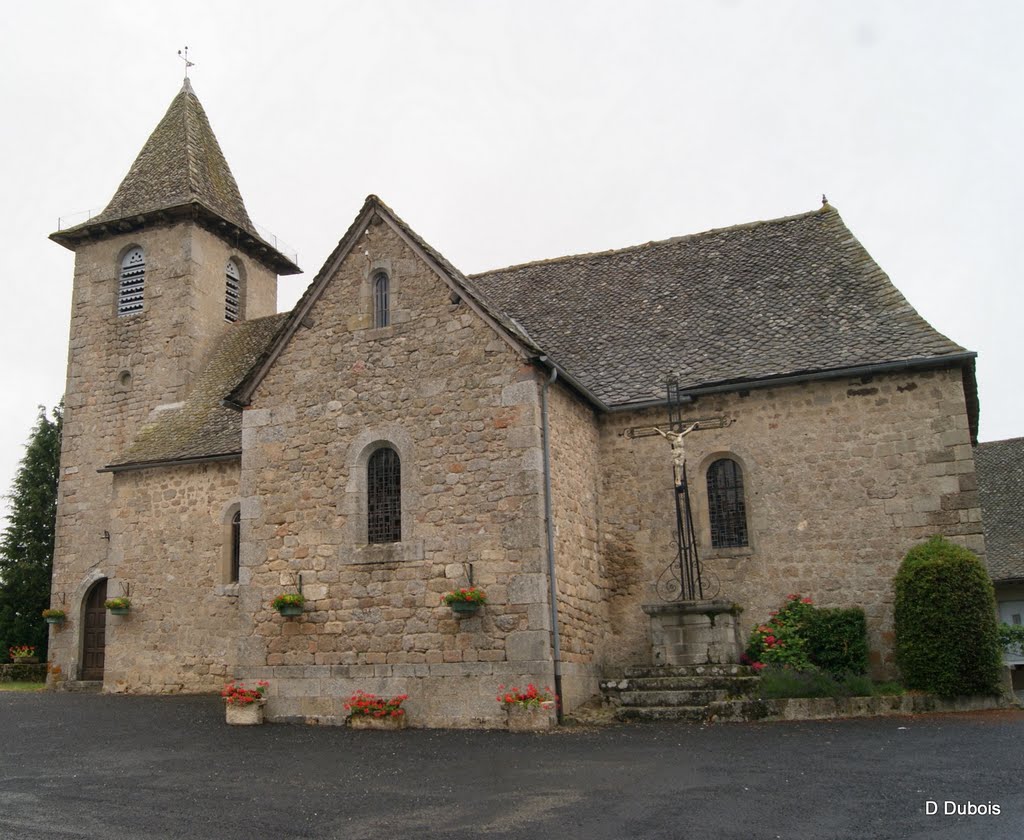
[540,365,564,722]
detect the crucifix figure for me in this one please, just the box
[652,422,699,477]
[177,46,195,79]
[651,407,709,600]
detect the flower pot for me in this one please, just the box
[226,701,265,726]
[506,703,555,732]
[349,714,407,730]
[449,601,480,617]
[277,604,303,617]
[44,616,65,625]
[108,607,130,616]
[12,656,39,665]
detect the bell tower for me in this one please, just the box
[48,80,300,681]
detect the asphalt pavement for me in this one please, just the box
[1,691,1021,840]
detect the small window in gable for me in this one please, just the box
[367,447,401,543]
[118,247,146,316]
[225,259,242,322]
[373,270,390,329]
[706,458,749,548]
[230,509,241,583]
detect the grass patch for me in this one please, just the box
[0,681,46,692]
[758,666,904,699]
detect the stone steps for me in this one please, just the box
[616,698,775,723]
[619,689,727,707]
[602,675,760,693]
[62,680,102,693]
[624,663,756,679]
[616,705,710,723]
[602,664,766,723]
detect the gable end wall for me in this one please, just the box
[234,222,555,727]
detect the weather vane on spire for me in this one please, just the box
[177,46,195,79]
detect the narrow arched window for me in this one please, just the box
[225,259,242,322]
[118,247,145,316]
[373,271,390,328]
[367,447,401,543]
[230,510,241,583]
[706,458,749,548]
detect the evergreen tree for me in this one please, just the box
[0,404,62,660]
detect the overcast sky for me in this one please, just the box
[1,1,1022,524]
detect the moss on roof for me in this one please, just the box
[107,314,288,470]
[89,79,255,233]
[471,205,969,405]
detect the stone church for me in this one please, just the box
[46,81,983,726]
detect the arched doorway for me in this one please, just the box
[82,579,107,681]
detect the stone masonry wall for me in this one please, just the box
[545,380,606,709]
[99,462,242,692]
[235,217,556,727]
[50,222,275,686]
[598,367,981,677]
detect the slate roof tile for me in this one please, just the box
[470,205,967,405]
[107,313,288,470]
[88,79,255,234]
[975,437,1024,582]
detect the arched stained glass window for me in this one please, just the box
[367,447,401,543]
[118,247,145,316]
[225,259,241,322]
[706,458,749,548]
[373,271,390,328]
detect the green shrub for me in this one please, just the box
[758,666,839,698]
[745,595,868,676]
[804,608,869,677]
[744,595,815,671]
[757,666,903,699]
[838,673,874,697]
[998,623,1024,657]
[893,536,1002,697]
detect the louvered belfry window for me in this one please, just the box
[367,447,401,543]
[706,458,749,548]
[225,259,241,322]
[373,271,390,328]
[118,247,146,316]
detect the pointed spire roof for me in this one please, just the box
[51,81,300,275]
[93,78,254,231]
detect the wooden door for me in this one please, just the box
[82,580,107,681]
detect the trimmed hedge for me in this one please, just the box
[0,663,46,683]
[804,608,869,677]
[894,536,1002,697]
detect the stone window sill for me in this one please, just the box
[343,540,425,565]
[361,313,410,341]
[702,546,755,560]
[215,583,240,597]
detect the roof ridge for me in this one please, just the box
[977,436,1024,447]
[182,83,198,200]
[237,311,290,327]
[470,206,832,279]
